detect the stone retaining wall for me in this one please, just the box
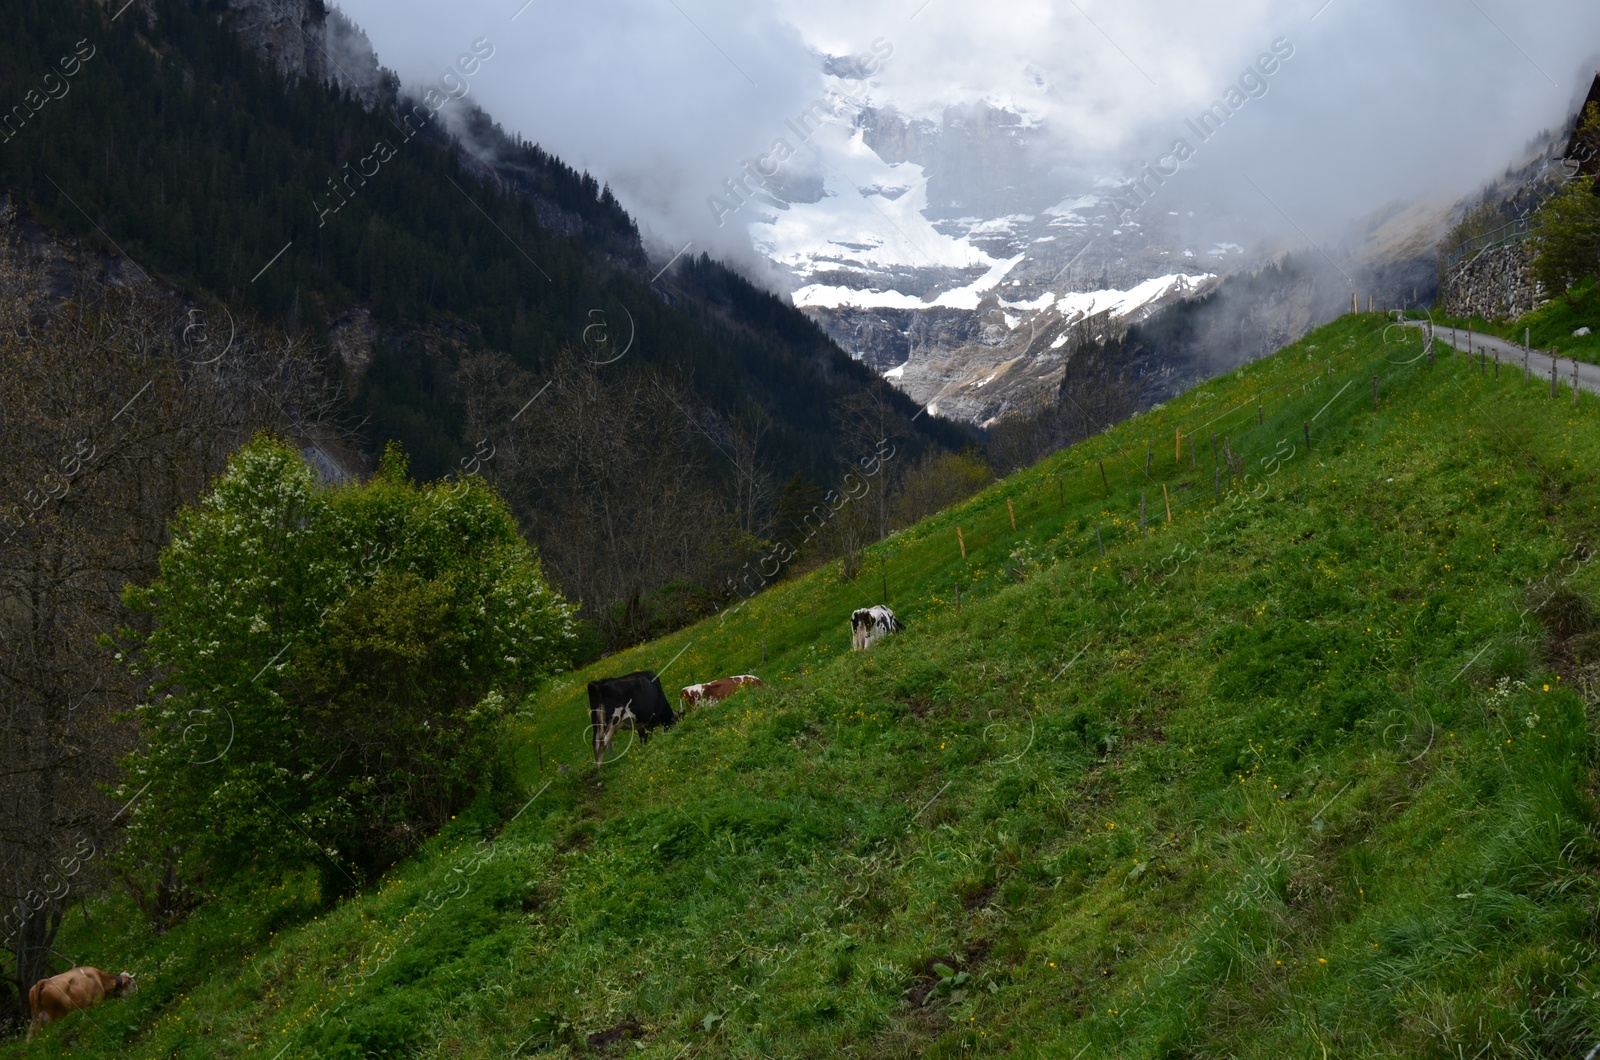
[1438,242,1546,321]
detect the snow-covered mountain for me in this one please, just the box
[734,69,1237,425]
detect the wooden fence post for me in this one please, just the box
[957,527,966,559]
[1575,359,1581,408]
[1351,291,1357,315]
[1303,420,1310,450]
[1163,483,1172,524]
[1145,441,1152,476]
[1214,466,1221,499]
[1099,460,1110,498]
[1553,348,1559,399]
[1257,404,1263,426]
[1007,498,1016,531]
[1140,492,1147,533]
[1175,426,1181,465]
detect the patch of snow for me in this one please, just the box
[966,214,1035,236]
[1051,273,1213,323]
[999,291,1056,312]
[1045,194,1101,216]
[792,252,1026,310]
[749,125,996,276]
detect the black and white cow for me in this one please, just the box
[850,606,902,651]
[587,670,675,764]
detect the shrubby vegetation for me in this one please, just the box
[0,210,341,1029]
[1532,104,1600,297]
[114,438,576,904]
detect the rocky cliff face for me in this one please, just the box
[752,87,1249,428]
[813,274,1218,427]
[221,0,387,107]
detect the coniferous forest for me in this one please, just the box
[0,0,968,645]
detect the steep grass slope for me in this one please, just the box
[11,313,1600,1059]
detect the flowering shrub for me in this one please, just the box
[115,437,577,900]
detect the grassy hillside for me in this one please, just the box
[12,312,1600,1058]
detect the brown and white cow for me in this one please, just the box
[680,674,763,710]
[28,966,137,1039]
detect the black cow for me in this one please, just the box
[587,670,675,764]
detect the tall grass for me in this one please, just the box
[11,313,1600,1059]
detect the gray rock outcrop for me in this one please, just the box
[221,1,387,107]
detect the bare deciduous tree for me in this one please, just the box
[462,351,748,647]
[0,212,345,1036]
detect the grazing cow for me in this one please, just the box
[680,674,764,710]
[28,967,137,1039]
[851,605,902,650]
[587,670,675,764]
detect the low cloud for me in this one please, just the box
[333,0,1600,271]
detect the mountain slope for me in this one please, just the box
[0,0,962,487]
[15,311,1600,1057]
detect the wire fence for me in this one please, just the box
[1441,218,1533,272]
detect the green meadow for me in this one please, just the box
[13,312,1600,1058]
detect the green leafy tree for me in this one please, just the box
[1572,100,1600,173]
[114,437,576,902]
[1531,178,1600,298]
[1532,103,1600,297]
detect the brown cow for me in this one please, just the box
[28,966,137,1039]
[680,674,763,710]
